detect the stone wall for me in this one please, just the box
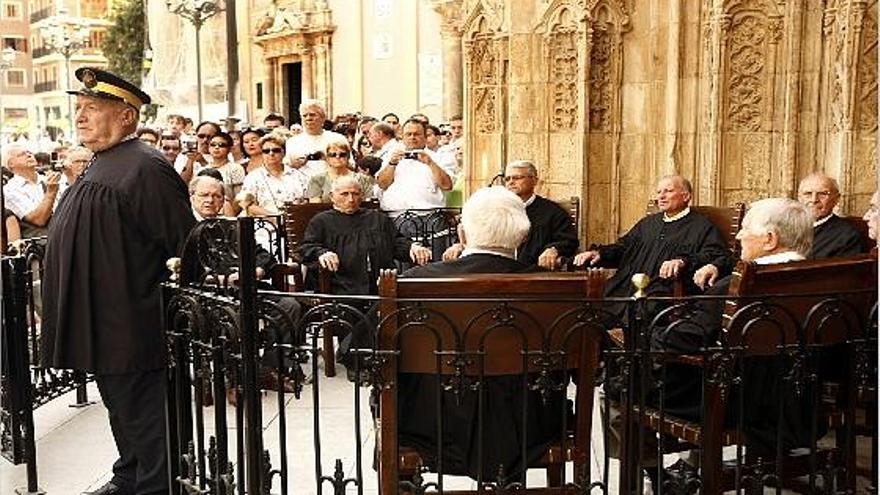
[450,0,878,243]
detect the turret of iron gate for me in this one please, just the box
[1,238,93,495]
[163,215,878,495]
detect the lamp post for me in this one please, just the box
[0,46,16,255]
[166,0,224,122]
[41,8,91,142]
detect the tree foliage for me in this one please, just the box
[102,0,145,85]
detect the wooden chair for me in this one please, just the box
[281,200,377,377]
[620,254,878,494]
[556,196,580,233]
[376,270,607,494]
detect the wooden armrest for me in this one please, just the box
[269,262,303,291]
[607,328,625,348]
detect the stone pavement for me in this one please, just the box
[0,376,614,495]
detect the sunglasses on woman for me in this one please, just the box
[262,147,284,154]
[326,151,349,158]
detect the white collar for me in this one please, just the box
[754,251,805,265]
[461,246,516,259]
[813,214,834,227]
[523,194,537,207]
[663,206,691,223]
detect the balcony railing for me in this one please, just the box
[30,7,52,23]
[31,47,53,59]
[33,81,58,93]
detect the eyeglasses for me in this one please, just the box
[262,147,284,154]
[162,145,181,151]
[799,190,835,199]
[194,191,224,200]
[503,175,534,182]
[196,133,213,139]
[327,151,349,158]
[209,142,230,148]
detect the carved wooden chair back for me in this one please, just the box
[375,270,607,494]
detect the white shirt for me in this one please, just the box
[374,138,404,163]
[379,149,458,212]
[3,174,44,218]
[241,166,310,214]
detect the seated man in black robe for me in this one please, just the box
[298,175,432,369]
[654,198,817,463]
[442,160,579,269]
[574,175,732,319]
[188,174,300,400]
[797,172,866,258]
[398,186,566,479]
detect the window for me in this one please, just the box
[3,2,22,19]
[256,83,263,109]
[6,69,25,87]
[2,37,27,52]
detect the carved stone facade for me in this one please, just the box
[448,0,878,243]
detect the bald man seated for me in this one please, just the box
[797,172,866,258]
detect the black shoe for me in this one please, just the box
[82,481,133,495]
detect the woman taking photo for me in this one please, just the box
[305,140,374,202]
[203,132,246,212]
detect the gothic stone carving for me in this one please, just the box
[858,3,878,132]
[589,27,612,131]
[550,24,579,131]
[725,14,769,131]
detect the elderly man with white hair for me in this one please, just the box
[285,98,345,181]
[405,185,532,275]
[797,172,865,258]
[2,143,61,237]
[397,187,567,480]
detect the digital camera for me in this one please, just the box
[305,151,323,161]
[181,135,198,154]
[403,151,421,160]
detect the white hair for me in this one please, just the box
[506,160,538,178]
[1,143,28,169]
[331,174,362,193]
[460,186,531,250]
[299,98,327,117]
[743,197,814,256]
[188,175,224,195]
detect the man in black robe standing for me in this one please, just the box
[442,160,579,269]
[41,68,195,495]
[797,172,866,258]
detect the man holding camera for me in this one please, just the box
[376,118,456,212]
[285,99,345,179]
[2,143,60,238]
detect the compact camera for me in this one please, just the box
[181,136,198,154]
[403,151,421,160]
[305,151,323,161]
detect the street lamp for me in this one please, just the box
[41,8,91,142]
[166,0,224,122]
[0,46,16,254]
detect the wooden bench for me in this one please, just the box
[619,254,877,494]
[375,270,607,494]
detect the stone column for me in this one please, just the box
[265,57,277,112]
[432,0,464,119]
[301,48,314,99]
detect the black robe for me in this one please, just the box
[397,254,565,479]
[810,214,865,259]
[41,139,195,374]
[595,210,731,303]
[298,208,412,295]
[517,196,579,266]
[650,274,823,458]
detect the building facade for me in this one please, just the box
[148,0,877,244]
[29,0,112,141]
[1,0,35,136]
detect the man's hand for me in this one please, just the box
[44,171,61,195]
[388,150,405,166]
[290,155,307,169]
[658,258,685,279]
[318,251,340,272]
[442,242,464,261]
[573,250,600,267]
[537,246,560,270]
[410,244,432,265]
[693,264,719,290]
[187,151,206,166]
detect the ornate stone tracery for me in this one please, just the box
[857,2,878,132]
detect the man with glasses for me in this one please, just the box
[160,134,182,165]
[797,172,866,258]
[176,121,221,183]
[443,160,578,270]
[285,99,344,180]
[2,143,60,237]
